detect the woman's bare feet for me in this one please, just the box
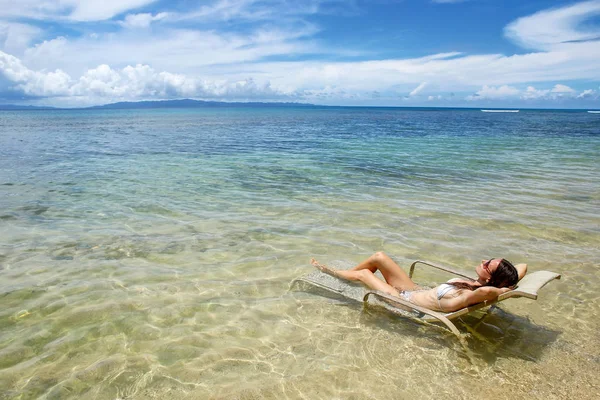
[311,258,338,277]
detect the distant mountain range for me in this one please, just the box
[2,100,597,112]
[0,99,317,110]
[89,99,317,109]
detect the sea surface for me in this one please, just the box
[0,107,599,399]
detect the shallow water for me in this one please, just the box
[0,108,599,399]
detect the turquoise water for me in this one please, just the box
[1,108,599,399]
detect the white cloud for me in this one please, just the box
[176,0,347,23]
[505,0,600,51]
[0,0,158,22]
[469,84,597,101]
[467,85,520,100]
[409,82,427,96]
[3,48,599,106]
[551,84,575,93]
[0,21,42,55]
[68,0,158,21]
[16,8,598,103]
[119,12,169,29]
[520,83,587,100]
[0,50,289,104]
[0,1,62,20]
[178,0,274,22]
[21,25,321,78]
[521,86,550,100]
[0,51,71,96]
[577,89,596,98]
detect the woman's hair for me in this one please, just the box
[488,259,519,288]
[450,258,519,291]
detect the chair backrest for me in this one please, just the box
[498,270,561,301]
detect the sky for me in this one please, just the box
[1,0,600,108]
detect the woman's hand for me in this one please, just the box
[515,263,527,280]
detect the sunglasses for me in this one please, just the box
[482,259,493,275]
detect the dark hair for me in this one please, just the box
[450,258,519,291]
[488,259,518,288]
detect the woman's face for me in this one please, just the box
[476,258,502,281]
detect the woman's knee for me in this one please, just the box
[372,251,388,263]
[357,269,375,281]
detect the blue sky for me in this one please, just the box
[1,0,599,107]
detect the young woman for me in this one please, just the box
[311,252,525,312]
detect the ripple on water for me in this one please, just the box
[0,108,599,399]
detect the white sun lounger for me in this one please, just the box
[291,260,561,337]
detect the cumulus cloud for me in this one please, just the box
[0,50,289,103]
[467,85,520,100]
[551,84,575,93]
[0,51,71,96]
[521,86,550,100]
[522,84,578,99]
[468,83,597,101]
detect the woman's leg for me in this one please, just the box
[311,259,400,296]
[348,252,418,290]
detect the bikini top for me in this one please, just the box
[436,283,456,300]
[435,279,464,312]
[436,278,467,300]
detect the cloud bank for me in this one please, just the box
[0,52,290,103]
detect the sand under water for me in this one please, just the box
[0,107,598,399]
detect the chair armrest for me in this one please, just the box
[408,260,476,280]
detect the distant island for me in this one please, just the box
[1,100,598,112]
[0,99,317,110]
[90,99,317,109]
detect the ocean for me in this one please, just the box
[1,107,599,399]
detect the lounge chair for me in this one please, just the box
[290,260,561,337]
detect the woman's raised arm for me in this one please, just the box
[448,286,512,310]
[515,263,527,281]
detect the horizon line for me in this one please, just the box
[0,99,599,112]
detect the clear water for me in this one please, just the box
[0,108,599,399]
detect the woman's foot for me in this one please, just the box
[311,258,338,277]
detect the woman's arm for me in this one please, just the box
[515,263,527,281]
[447,286,512,310]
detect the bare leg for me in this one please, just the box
[311,258,338,276]
[311,258,400,296]
[348,252,418,290]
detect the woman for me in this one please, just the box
[311,252,526,312]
